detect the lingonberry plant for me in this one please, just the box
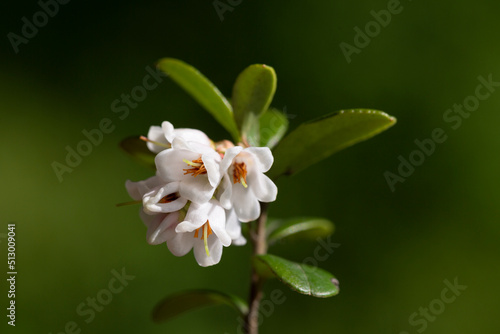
[120,58,396,333]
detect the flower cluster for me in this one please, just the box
[126,122,278,266]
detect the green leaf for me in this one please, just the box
[156,58,240,141]
[267,217,334,245]
[119,136,156,169]
[268,109,396,179]
[258,108,289,148]
[152,289,248,323]
[254,254,339,298]
[232,64,277,143]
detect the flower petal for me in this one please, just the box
[147,126,169,153]
[167,232,195,257]
[161,121,176,143]
[233,235,247,246]
[217,175,233,210]
[225,209,240,237]
[248,172,278,203]
[155,148,199,183]
[143,182,188,213]
[203,155,221,187]
[232,184,261,222]
[193,236,223,267]
[246,147,274,172]
[226,209,247,246]
[175,220,204,233]
[207,201,231,246]
[161,121,211,146]
[126,176,162,200]
[146,212,180,245]
[188,141,219,156]
[139,209,166,229]
[164,219,180,240]
[176,202,211,232]
[170,136,193,150]
[220,146,243,172]
[175,130,211,146]
[179,177,215,204]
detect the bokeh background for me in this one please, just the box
[2,0,500,333]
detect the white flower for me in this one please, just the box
[125,120,281,267]
[146,121,211,153]
[127,177,232,266]
[155,138,222,204]
[168,199,232,267]
[219,147,278,222]
[126,176,179,245]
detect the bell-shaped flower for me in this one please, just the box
[219,147,278,222]
[146,121,212,153]
[167,199,232,267]
[155,138,222,204]
[126,175,181,245]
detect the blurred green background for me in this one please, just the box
[2,0,500,333]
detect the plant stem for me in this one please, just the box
[245,202,269,334]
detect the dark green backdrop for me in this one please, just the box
[2,0,499,333]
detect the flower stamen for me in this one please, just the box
[233,162,248,188]
[203,223,209,256]
[115,200,142,207]
[139,135,171,149]
[183,158,207,177]
[193,221,212,257]
[158,193,179,203]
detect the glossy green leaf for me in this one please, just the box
[232,64,277,142]
[152,289,248,323]
[258,108,289,148]
[268,217,334,245]
[157,58,239,141]
[268,109,396,179]
[119,136,156,169]
[254,254,339,298]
